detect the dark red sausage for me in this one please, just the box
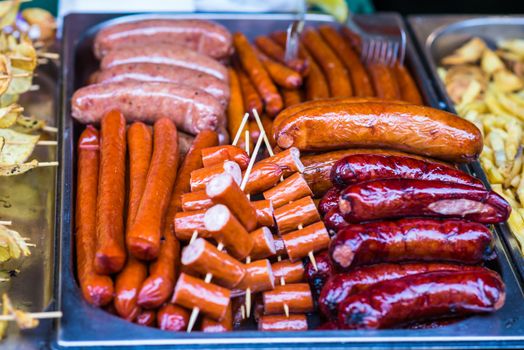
[337,269,505,329]
[319,263,485,320]
[339,179,510,224]
[318,187,340,216]
[305,250,334,299]
[323,207,349,233]
[330,218,493,271]
[331,154,484,189]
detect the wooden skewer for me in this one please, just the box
[244,130,250,156]
[231,113,250,147]
[42,126,58,133]
[240,305,246,319]
[0,311,62,321]
[0,221,12,226]
[240,129,265,191]
[252,109,274,157]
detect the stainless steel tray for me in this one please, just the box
[407,14,524,285]
[57,12,524,349]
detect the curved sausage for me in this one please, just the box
[281,88,302,108]
[304,250,334,299]
[255,48,303,89]
[190,160,241,192]
[263,283,314,314]
[339,179,510,224]
[100,44,228,81]
[259,314,308,331]
[95,110,127,275]
[182,238,246,288]
[263,173,312,208]
[337,269,505,329]
[75,125,114,306]
[157,304,190,332]
[301,28,352,97]
[234,33,283,116]
[204,204,254,260]
[318,25,374,97]
[367,63,401,100]
[272,260,305,285]
[226,68,249,152]
[254,35,308,74]
[236,66,263,117]
[206,173,257,231]
[283,221,330,262]
[274,102,483,162]
[127,118,179,260]
[274,196,320,234]
[330,218,494,270]
[94,19,232,59]
[201,145,250,170]
[330,154,484,189]
[319,263,486,320]
[393,64,423,105]
[91,63,230,106]
[172,273,231,321]
[71,82,225,136]
[250,227,277,260]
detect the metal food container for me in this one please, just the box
[57,12,524,348]
[408,15,524,284]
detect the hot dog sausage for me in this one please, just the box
[244,162,283,195]
[339,179,510,224]
[75,126,114,306]
[236,259,275,294]
[337,269,505,329]
[95,110,127,275]
[92,63,230,106]
[250,227,277,260]
[393,64,423,105]
[319,263,486,320]
[236,65,263,117]
[174,210,212,242]
[318,26,374,97]
[263,173,312,208]
[100,44,228,81]
[330,218,494,270]
[226,67,249,152]
[281,88,302,108]
[172,273,231,321]
[258,314,308,331]
[257,147,304,177]
[94,19,232,59]
[331,154,484,189]
[204,204,254,260]
[302,28,352,97]
[304,250,334,298]
[254,35,308,74]
[283,221,330,262]
[255,48,303,89]
[71,82,225,136]
[127,118,179,260]
[202,304,233,332]
[274,196,320,234]
[181,190,213,212]
[157,304,190,332]
[252,200,275,227]
[367,63,401,100]
[182,238,246,289]
[263,283,314,314]
[272,260,305,285]
[190,160,242,192]
[206,173,257,231]
[323,207,350,233]
[234,33,283,117]
[202,145,250,170]
[274,102,483,162]
[301,148,449,197]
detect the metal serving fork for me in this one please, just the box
[345,13,406,67]
[284,0,306,63]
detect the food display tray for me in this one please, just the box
[407,14,524,285]
[56,12,524,349]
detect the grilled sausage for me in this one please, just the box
[330,154,484,189]
[236,65,263,117]
[281,88,302,108]
[72,81,225,136]
[254,35,308,74]
[75,126,114,306]
[255,47,303,89]
[319,263,486,320]
[319,187,340,217]
[323,207,350,233]
[367,63,401,100]
[226,67,249,152]
[94,19,232,59]
[339,179,510,224]
[337,269,505,329]
[330,218,494,270]
[393,64,423,105]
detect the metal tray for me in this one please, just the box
[57,12,524,349]
[407,14,524,285]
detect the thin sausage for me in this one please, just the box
[254,35,308,74]
[339,179,510,224]
[172,273,231,321]
[263,173,312,208]
[259,315,308,331]
[393,64,423,105]
[274,196,320,234]
[255,47,303,89]
[263,283,314,314]
[236,65,263,117]
[76,126,114,306]
[330,218,494,270]
[157,304,190,332]
[367,63,401,100]
[95,110,127,274]
[226,67,249,152]
[127,118,178,260]
[282,221,330,262]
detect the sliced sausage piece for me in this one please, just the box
[259,314,308,331]
[244,162,283,195]
[283,222,330,262]
[257,147,304,177]
[174,210,211,242]
[274,196,320,234]
[252,200,275,227]
[236,259,275,294]
[201,304,233,332]
[263,283,314,314]
[181,190,213,212]
[263,173,312,208]
[250,227,277,260]
[190,160,241,192]
[272,260,305,285]
[201,145,250,170]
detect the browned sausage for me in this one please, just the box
[172,273,231,321]
[76,126,114,306]
[283,221,330,262]
[227,67,249,152]
[274,102,483,163]
[257,147,304,177]
[236,65,263,117]
[367,63,401,100]
[281,88,302,108]
[255,47,303,89]
[263,283,314,314]
[95,110,127,275]
[135,310,156,327]
[274,196,320,234]
[263,173,313,208]
[394,64,423,105]
[254,35,309,74]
